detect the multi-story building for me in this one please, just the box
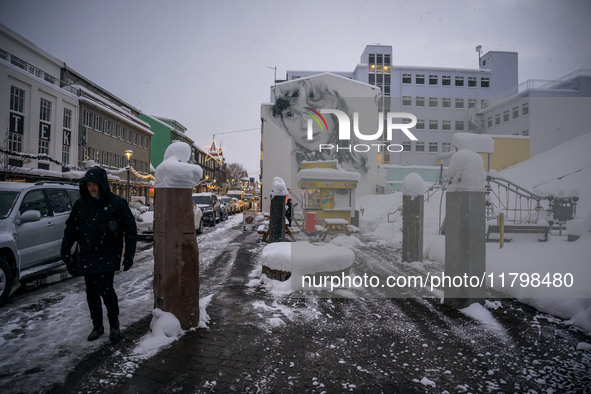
[284,45,518,167]
[1,23,153,201]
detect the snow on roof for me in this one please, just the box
[452,133,494,154]
[298,168,361,182]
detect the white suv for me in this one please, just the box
[0,181,80,305]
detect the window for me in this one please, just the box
[468,99,477,109]
[104,119,110,135]
[94,115,101,131]
[9,86,25,153]
[455,98,464,109]
[442,75,451,86]
[522,103,529,116]
[416,119,425,130]
[495,114,501,125]
[512,106,519,119]
[487,117,493,128]
[442,142,451,152]
[429,97,438,108]
[402,96,412,106]
[481,99,489,109]
[442,98,452,108]
[415,96,425,107]
[429,120,438,131]
[415,142,425,152]
[47,189,72,214]
[402,73,411,84]
[63,108,72,165]
[455,76,464,87]
[522,130,529,136]
[429,75,438,85]
[503,110,510,122]
[429,142,438,152]
[20,190,49,217]
[481,77,490,88]
[455,120,464,131]
[416,74,425,85]
[369,74,375,84]
[383,85,390,95]
[39,99,52,155]
[11,55,26,70]
[442,120,451,131]
[83,110,91,127]
[63,108,71,130]
[402,141,411,151]
[468,77,477,87]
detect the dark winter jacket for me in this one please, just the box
[61,167,137,275]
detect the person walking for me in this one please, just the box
[286,198,292,227]
[61,167,137,342]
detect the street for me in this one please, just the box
[0,214,590,393]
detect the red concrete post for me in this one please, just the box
[153,188,200,329]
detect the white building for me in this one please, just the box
[0,23,79,174]
[284,45,518,166]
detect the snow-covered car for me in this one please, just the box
[136,202,203,240]
[192,193,221,226]
[0,181,80,305]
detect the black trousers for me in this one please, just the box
[84,272,119,328]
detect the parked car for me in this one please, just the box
[192,193,221,226]
[227,190,245,212]
[136,202,203,240]
[0,181,80,305]
[219,196,235,215]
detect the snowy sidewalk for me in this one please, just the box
[51,224,591,393]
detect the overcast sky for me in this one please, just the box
[1,0,590,175]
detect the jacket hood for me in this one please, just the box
[80,167,111,199]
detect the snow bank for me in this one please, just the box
[154,141,203,188]
[452,132,494,153]
[402,172,426,196]
[447,150,486,192]
[270,177,288,198]
[132,308,183,358]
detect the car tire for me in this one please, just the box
[0,257,14,306]
[196,219,203,234]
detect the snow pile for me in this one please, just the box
[270,176,288,198]
[198,294,214,328]
[260,241,355,294]
[132,308,183,358]
[447,150,486,192]
[154,141,203,188]
[452,132,494,153]
[402,172,426,197]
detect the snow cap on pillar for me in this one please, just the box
[447,149,486,192]
[270,176,288,198]
[402,172,426,196]
[155,141,203,188]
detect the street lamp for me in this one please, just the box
[124,149,133,203]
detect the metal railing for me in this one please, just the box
[485,174,548,224]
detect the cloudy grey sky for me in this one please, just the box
[1,0,590,175]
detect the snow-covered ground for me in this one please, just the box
[356,131,591,332]
[0,214,242,393]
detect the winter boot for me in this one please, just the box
[109,320,121,342]
[87,326,104,341]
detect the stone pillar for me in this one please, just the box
[402,173,425,263]
[153,188,200,329]
[268,195,286,243]
[444,150,486,308]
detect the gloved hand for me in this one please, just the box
[123,256,133,271]
[62,254,76,276]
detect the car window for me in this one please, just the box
[19,190,50,217]
[193,196,211,205]
[47,189,72,214]
[65,189,80,205]
[0,191,19,219]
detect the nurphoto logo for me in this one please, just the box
[306,109,418,153]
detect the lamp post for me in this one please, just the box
[124,149,133,203]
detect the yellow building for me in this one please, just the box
[298,160,359,225]
[481,135,530,171]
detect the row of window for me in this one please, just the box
[80,147,150,173]
[368,53,391,75]
[402,96,489,110]
[402,73,490,88]
[400,141,452,153]
[486,103,529,128]
[412,119,474,132]
[82,110,150,149]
